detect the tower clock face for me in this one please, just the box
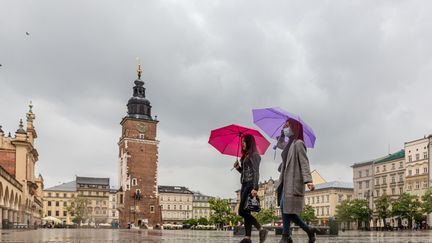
[136,122,147,133]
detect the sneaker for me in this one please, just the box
[259,229,268,243]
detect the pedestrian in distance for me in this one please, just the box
[275,118,318,243]
[234,134,268,243]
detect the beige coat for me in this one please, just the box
[275,139,313,215]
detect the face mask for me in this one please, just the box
[283,127,294,137]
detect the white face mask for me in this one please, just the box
[283,127,294,137]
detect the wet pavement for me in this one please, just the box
[1,229,432,242]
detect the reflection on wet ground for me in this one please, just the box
[1,229,432,242]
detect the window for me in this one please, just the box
[180,205,182,210]
[399,174,403,182]
[139,134,145,139]
[307,197,310,204]
[338,195,343,202]
[424,180,428,188]
[64,202,67,207]
[408,170,412,176]
[168,205,170,210]
[56,201,60,207]
[416,181,420,190]
[112,212,116,217]
[375,178,379,185]
[408,184,412,191]
[55,211,59,217]
[120,194,123,204]
[376,167,380,173]
[174,205,176,210]
[383,188,387,195]
[56,193,59,198]
[366,169,369,177]
[358,181,362,189]
[399,162,403,168]
[366,181,369,188]
[424,152,428,159]
[408,155,412,162]
[322,195,325,203]
[63,211,67,217]
[376,190,379,197]
[382,177,386,184]
[399,187,403,194]
[48,201,51,206]
[416,168,419,175]
[317,196,320,203]
[383,165,386,172]
[312,197,315,204]
[424,167,428,173]
[358,171,362,178]
[391,188,395,195]
[48,211,52,216]
[392,176,395,183]
[416,154,420,161]
[48,193,52,197]
[131,178,137,186]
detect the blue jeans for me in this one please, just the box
[280,197,310,235]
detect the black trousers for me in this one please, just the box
[238,182,261,236]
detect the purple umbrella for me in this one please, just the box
[252,107,316,148]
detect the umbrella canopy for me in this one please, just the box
[42,216,62,224]
[208,124,270,157]
[252,107,316,148]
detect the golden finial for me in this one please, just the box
[136,57,142,79]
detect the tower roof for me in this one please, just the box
[126,64,153,120]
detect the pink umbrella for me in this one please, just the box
[208,124,270,159]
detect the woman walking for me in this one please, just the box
[275,118,318,243]
[234,134,268,243]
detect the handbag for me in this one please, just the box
[244,195,261,212]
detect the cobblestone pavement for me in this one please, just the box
[1,229,432,243]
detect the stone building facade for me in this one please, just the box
[159,186,193,224]
[0,103,44,228]
[192,191,211,220]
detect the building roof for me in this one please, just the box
[158,185,193,194]
[374,150,405,164]
[307,181,353,192]
[351,160,374,168]
[44,180,76,192]
[76,176,109,186]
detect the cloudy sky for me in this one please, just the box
[1,0,432,198]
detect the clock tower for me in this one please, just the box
[117,64,162,228]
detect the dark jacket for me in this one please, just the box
[236,153,261,190]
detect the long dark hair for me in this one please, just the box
[241,134,258,161]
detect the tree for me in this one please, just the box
[350,199,372,230]
[375,194,392,227]
[67,196,89,225]
[197,217,209,225]
[421,188,432,215]
[252,207,278,225]
[336,200,353,228]
[183,218,198,226]
[208,198,233,229]
[300,205,317,224]
[391,193,421,229]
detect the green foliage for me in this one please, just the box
[392,193,422,228]
[197,217,209,225]
[335,200,353,223]
[421,188,432,214]
[375,194,392,222]
[183,218,198,226]
[252,207,278,225]
[300,205,316,223]
[208,198,235,228]
[66,196,89,225]
[350,199,372,226]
